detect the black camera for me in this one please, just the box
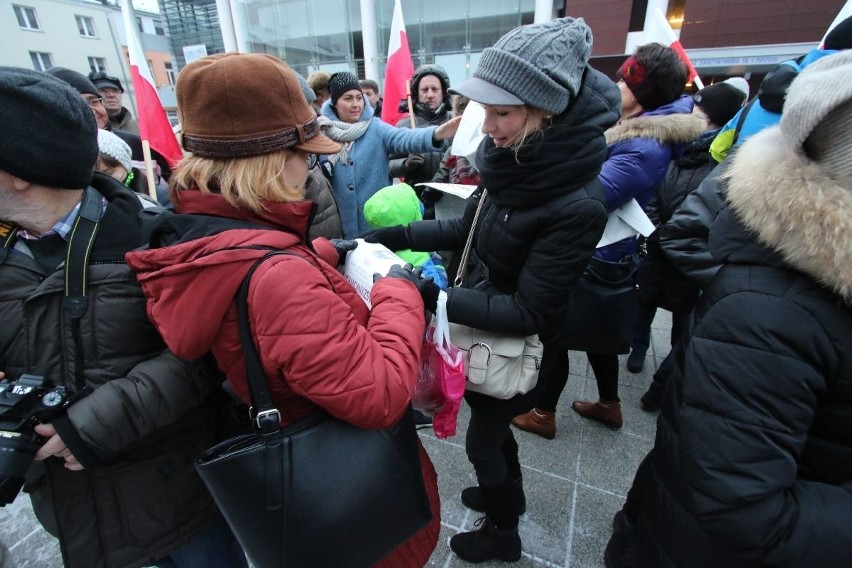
[0,374,69,506]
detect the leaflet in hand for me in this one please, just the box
[415,182,477,200]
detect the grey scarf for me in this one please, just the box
[317,115,371,166]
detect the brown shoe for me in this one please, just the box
[511,408,556,439]
[571,400,623,429]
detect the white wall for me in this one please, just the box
[0,0,126,75]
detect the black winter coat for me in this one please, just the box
[0,174,225,568]
[637,130,717,312]
[630,126,852,568]
[408,66,620,412]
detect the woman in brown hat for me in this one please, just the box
[125,52,442,568]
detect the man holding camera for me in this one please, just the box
[0,68,245,567]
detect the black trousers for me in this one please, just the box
[534,344,621,412]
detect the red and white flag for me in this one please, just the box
[380,0,415,125]
[644,7,704,89]
[819,0,852,48]
[119,0,183,168]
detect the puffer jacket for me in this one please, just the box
[596,95,707,261]
[637,129,717,311]
[658,161,727,287]
[304,165,343,239]
[407,66,620,411]
[125,190,442,568]
[0,173,225,568]
[631,126,852,567]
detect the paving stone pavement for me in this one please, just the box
[2,311,673,568]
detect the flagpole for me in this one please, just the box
[141,141,158,201]
[406,80,416,128]
[119,0,184,178]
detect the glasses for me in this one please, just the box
[85,96,105,108]
[307,153,319,169]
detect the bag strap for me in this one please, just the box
[236,250,294,434]
[453,189,488,287]
[731,98,757,148]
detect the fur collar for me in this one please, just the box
[605,113,706,146]
[723,126,852,304]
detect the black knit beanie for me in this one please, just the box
[45,67,101,97]
[693,82,747,128]
[0,67,98,189]
[328,72,362,106]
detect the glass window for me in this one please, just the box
[136,16,144,33]
[76,15,96,37]
[165,61,176,86]
[29,51,52,71]
[87,57,107,73]
[154,21,165,35]
[14,5,39,30]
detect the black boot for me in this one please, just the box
[460,476,526,515]
[450,480,522,563]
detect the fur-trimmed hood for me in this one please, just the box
[722,126,852,304]
[606,111,707,146]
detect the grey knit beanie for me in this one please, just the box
[780,51,852,190]
[449,17,592,114]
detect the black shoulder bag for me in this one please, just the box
[195,252,432,568]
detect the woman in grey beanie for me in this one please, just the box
[363,16,621,563]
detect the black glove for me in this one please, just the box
[419,187,443,205]
[375,263,440,312]
[360,225,411,251]
[329,239,358,265]
[403,154,425,175]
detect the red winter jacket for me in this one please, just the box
[125,190,440,567]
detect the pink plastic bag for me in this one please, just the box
[412,291,466,439]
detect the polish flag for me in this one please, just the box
[644,7,704,89]
[819,0,852,48]
[119,0,183,168]
[380,0,415,125]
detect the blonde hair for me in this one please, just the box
[508,106,550,158]
[170,149,305,214]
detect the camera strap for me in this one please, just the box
[64,187,104,391]
[0,221,16,264]
[0,189,102,392]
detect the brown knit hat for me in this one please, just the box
[176,53,340,158]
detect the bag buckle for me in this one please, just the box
[254,408,281,430]
[469,342,492,365]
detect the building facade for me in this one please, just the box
[158,0,225,67]
[204,0,844,91]
[0,0,177,116]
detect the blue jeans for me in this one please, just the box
[153,517,248,568]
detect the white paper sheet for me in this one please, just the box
[450,101,485,166]
[415,182,478,200]
[342,240,405,307]
[596,199,656,248]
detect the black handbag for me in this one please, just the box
[556,255,640,354]
[195,252,432,568]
